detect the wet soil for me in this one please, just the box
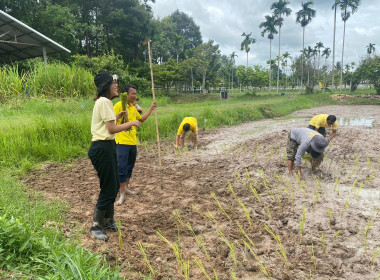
[22,105,380,280]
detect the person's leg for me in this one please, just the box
[286,132,298,175]
[116,145,137,205]
[88,141,118,240]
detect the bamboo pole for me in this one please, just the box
[148,40,164,189]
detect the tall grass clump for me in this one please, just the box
[0,64,25,99]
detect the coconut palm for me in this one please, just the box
[338,0,361,93]
[259,14,279,93]
[282,51,291,89]
[296,1,316,93]
[331,0,341,90]
[240,32,256,70]
[315,42,324,81]
[366,43,376,58]
[322,47,331,91]
[229,52,238,89]
[271,0,292,94]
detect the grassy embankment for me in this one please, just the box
[1,62,379,278]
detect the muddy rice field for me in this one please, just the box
[22,105,380,279]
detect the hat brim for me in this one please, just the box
[310,136,326,153]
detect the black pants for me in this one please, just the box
[308,125,326,137]
[88,140,120,210]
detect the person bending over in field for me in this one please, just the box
[308,114,337,141]
[287,127,329,179]
[88,72,141,241]
[114,85,157,206]
[175,117,198,148]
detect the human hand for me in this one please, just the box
[131,120,141,128]
[116,110,126,121]
[151,101,158,111]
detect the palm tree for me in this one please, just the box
[338,0,361,93]
[296,1,316,93]
[322,47,331,91]
[259,15,278,93]
[315,42,324,81]
[282,51,291,89]
[271,0,292,94]
[366,43,376,58]
[331,0,341,90]
[240,32,256,70]
[229,52,238,89]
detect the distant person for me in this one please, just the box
[308,114,337,141]
[134,98,143,114]
[175,117,198,148]
[114,85,157,206]
[287,128,329,179]
[88,72,141,241]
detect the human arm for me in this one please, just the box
[139,101,157,122]
[106,120,140,134]
[329,130,337,141]
[115,110,127,121]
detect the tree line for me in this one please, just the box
[0,0,378,95]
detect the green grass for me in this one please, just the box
[0,88,378,278]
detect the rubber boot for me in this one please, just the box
[90,208,109,241]
[103,204,118,232]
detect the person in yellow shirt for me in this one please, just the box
[175,117,198,148]
[308,114,337,141]
[114,85,157,206]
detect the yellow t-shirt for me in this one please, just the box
[114,101,142,145]
[309,114,338,130]
[91,97,116,141]
[177,117,197,136]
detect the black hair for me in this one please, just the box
[310,150,321,159]
[183,123,190,132]
[123,84,137,93]
[327,115,336,123]
[94,72,113,100]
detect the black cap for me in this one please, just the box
[94,72,113,96]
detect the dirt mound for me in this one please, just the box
[22,105,380,279]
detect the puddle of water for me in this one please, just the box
[339,117,374,127]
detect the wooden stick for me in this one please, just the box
[148,40,164,189]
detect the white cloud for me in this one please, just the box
[151,0,380,68]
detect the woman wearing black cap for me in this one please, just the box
[88,72,141,241]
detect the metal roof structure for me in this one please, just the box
[0,10,71,64]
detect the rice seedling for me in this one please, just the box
[309,269,313,280]
[234,171,242,185]
[193,258,212,280]
[351,179,358,195]
[214,147,219,155]
[191,204,207,219]
[230,269,238,280]
[137,242,155,275]
[186,222,210,261]
[157,230,188,277]
[243,240,271,279]
[299,205,307,244]
[308,243,316,271]
[216,227,237,269]
[117,220,123,250]
[371,248,380,267]
[173,209,185,228]
[328,209,333,226]
[367,156,373,170]
[363,216,374,248]
[312,194,316,210]
[211,192,231,221]
[265,207,273,222]
[334,178,340,193]
[357,183,364,198]
[264,224,290,269]
[245,168,252,184]
[331,230,342,243]
[205,210,218,225]
[341,196,350,218]
[321,233,326,253]
[237,223,255,248]
[213,269,220,279]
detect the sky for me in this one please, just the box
[151,0,380,69]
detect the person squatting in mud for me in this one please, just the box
[113,85,157,206]
[175,117,198,148]
[286,127,329,179]
[88,72,141,241]
[308,114,338,141]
